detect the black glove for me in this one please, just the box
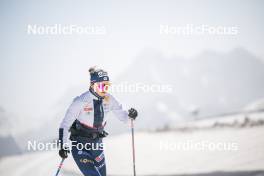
[128,108,138,120]
[59,148,69,159]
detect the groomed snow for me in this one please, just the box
[0,122,264,176]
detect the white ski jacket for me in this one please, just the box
[59,90,128,145]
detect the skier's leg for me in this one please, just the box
[88,138,106,176]
[92,150,106,176]
[71,137,106,176]
[71,145,99,176]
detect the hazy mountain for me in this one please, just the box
[0,135,21,157]
[0,106,14,136]
[114,47,264,128]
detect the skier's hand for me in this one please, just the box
[128,108,138,120]
[59,148,69,159]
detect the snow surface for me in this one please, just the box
[0,117,264,176]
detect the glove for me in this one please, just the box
[128,108,138,120]
[59,148,69,159]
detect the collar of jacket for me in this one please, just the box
[89,87,103,100]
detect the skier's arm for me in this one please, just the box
[59,98,82,148]
[109,95,129,123]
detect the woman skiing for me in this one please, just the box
[58,67,138,176]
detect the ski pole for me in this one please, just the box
[54,158,65,176]
[130,118,136,176]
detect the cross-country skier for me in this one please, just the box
[58,67,138,176]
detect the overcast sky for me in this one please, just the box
[0,0,263,121]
